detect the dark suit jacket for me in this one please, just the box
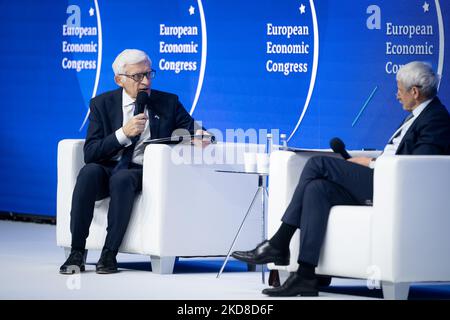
[83,88,197,164]
[396,97,450,155]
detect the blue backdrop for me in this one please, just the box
[1,0,449,216]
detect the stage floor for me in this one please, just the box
[0,220,448,300]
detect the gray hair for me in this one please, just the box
[396,61,440,99]
[112,49,151,75]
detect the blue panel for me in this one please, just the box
[0,0,449,215]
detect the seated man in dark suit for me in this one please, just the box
[232,61,450,296]
[60,49,209,274]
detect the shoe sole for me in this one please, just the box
[232,254,290,266]
[95,269,118,274]
[59,265,85,275]
[263,291,319,297]
[300,291,319,297]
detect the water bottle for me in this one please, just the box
[280,133,288,151]
[266,133,273,154]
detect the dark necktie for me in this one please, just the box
[112,104,142,174]
[388,113,414,144]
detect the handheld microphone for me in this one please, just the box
[330,137,352,160]
[136,90,164,118]
[135,91,149,114]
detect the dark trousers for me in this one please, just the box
[70,162,143,251]
[281,156,374,266]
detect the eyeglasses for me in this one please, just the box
[120,70,156,82]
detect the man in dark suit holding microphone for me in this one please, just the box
[60,49,208,274]
[232,61,450,296]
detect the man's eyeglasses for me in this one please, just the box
[120,70,156,82]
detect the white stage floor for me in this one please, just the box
[0,220,447,300]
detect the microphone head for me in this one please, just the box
[135,91,149,114]
[330,137,351,159]
[136,91,149,106]
[330,137,345,152]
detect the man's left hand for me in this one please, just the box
[347,157,372,167]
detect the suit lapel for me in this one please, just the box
[109,88,124,130]
[149,93,161,138]
[396,98,437,153]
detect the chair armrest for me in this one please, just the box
[268,151,306,237]
[56,139,85,246]
[348,150,383,158]
[372,155,450,282]
[140,144,261,256]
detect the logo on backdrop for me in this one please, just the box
[366,1,443,77]
[265,4,310,76]
[61,0,102,131]
[62,5,98,72]
[264,1,319,141]
[156,1,206,115]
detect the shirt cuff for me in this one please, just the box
[115,128,132,147]
[369,158,376,169]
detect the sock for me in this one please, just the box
[269,222,297,251]
[297,261,316,279]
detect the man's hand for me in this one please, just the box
[122,113,148,138]
[192,129,213,148]
[347,157,372,167]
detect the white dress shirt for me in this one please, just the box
[114,90,151,165]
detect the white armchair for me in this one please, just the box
[268,150,450,299]
[57,139,263,274]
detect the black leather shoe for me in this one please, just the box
[262,272,319,297]
[96,248,118,274]
[231,240,290,265]
[59,249,86,274]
